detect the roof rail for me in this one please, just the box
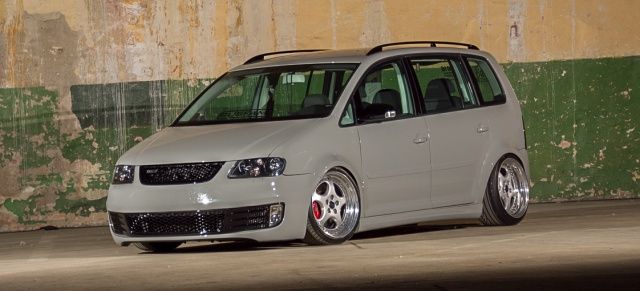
[367,41,478,55]
[244,49,326,64]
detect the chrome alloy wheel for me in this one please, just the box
[497,157,529,218]
[310,171,360,239]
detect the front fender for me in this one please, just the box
[272,121,361,176]
[273,123,366,215]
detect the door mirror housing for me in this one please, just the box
[384,110,396,119]
[360,110,397,124]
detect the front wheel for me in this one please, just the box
[480,156,530,226]
[304,169,360,245]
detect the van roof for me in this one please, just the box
[232,41,487,72]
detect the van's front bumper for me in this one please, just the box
[106,165,315,246]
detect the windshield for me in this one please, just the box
[174,64,358,126]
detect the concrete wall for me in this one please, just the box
[0,0,638,231]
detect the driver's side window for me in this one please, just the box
[353,61,414,123]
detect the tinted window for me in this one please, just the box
[352,61,415,122]
[410,58,477,113]
[467,57,505,105]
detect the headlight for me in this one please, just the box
[112,165,135,184]
[228,157,286,178]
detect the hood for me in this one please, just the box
[118,119,318,165]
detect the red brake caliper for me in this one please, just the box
[312,201,322,220]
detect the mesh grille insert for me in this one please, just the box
[109,204,280,237]
[139,162,223,185]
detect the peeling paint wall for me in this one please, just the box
[1,0,638,231]
[506,57,639,201]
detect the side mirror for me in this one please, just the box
[384,110,396,119]
[360,110,397,124]
[359,104,398,123]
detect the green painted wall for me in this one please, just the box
[505,56,639,201]
[0,56,638,230]
[0,80,211,231]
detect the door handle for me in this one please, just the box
[477,125,489,134]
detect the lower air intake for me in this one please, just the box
[109,204,281,237]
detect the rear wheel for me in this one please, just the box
[480,156,530,226]
[133,242,182,252]
[304,169,360,245]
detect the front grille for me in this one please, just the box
[139,162,223,185]
[109,204,281,237]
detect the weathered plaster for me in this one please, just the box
[0,0,639,231]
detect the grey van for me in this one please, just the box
[107,41,530,251]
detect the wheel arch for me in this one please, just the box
[474,142,530,205]
[303,160,364,244]
[297,156,367,220]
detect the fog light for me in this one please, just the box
[269,203,284,227]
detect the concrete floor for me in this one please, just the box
[1,200,639,290]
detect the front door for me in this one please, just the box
[353,60,431,216]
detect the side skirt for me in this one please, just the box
[356,203,483,233]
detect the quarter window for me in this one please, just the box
[340,102,355,126]
[410,58,477,113]
[467,57,505,105]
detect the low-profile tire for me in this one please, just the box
[304,168,360,245]
[480,155,530,226]
[133,242,182,252]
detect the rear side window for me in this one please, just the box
[467,57,505,105]
[409,58,477,113]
